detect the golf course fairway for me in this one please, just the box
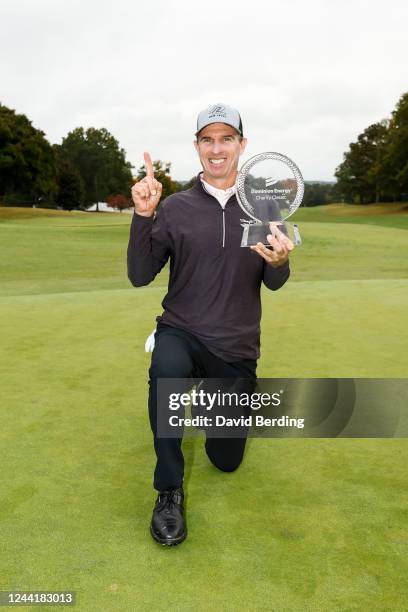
[1,205,407,611]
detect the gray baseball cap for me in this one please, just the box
[196,103,243,137]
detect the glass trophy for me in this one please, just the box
[236,152,304,247]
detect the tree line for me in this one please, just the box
[1,92,407,210]
[334,92,408,203]
[0,104,183,212]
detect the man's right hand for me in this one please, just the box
[131,152,163,217]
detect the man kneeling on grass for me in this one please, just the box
[127,103,293,545]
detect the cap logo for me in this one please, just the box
[208,105,227,119]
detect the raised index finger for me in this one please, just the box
[143,152,154,178]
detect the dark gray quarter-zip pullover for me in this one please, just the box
[127,173,290,362]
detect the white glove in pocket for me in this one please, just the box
[144,328,157,352]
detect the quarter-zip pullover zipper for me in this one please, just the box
[200,180,229,248]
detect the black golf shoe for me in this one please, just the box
[150,487,187,546]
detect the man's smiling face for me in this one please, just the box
[194,123,247,187]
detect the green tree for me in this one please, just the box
[53,145,84,210]
[303,182,334,207]
[175,176,197,191]
[383,92,408,200]
[0,103,56,205]
[60,127,133,211]
[364,122,390,202]
[335,121,389,203]
[334,92,408,203]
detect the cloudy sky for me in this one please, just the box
[1,0,407,181]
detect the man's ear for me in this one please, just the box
[239,137,248,155]
[193,139,199,153]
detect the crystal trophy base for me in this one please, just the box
[240,221,302,248]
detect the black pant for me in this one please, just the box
[148,323,257,491]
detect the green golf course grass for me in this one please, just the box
[1,203,407,611]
